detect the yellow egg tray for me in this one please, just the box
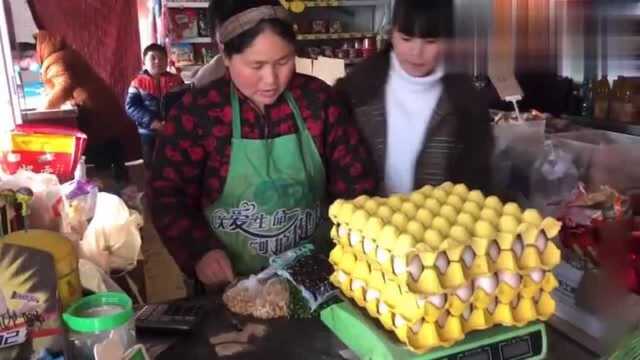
[330,270,557,353]
[328,182,562,294]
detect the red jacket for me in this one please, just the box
[125,70,183,132]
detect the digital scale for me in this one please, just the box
[321,302,547,360]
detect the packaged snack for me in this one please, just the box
[197,9,210,37]
[312,20,328,34]
[170,44,195,67]
[170,9,199,39]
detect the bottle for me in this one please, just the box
[74,156,86,181]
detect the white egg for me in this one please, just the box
[535,233,548,252]
[351,279,366,290]
[363,238,377,255]
[378,302,389,315]
[376,248,391,263]
[462,246,475,267]
[427,294,447,308]
[408,255,423,281]
[394,314,407,327]
[338,225,349,238]
[435,252,450,274]
[512,237,524,257]
[474,275,498,294]
[366,289,381,301]
[498,271,522,288]
[488,241,500,260]
[337,270,348,283]
[416,295,427,307]
[529,269,544,283]
[462,306,472,320]
[393,256,407,275]
[437,312,449,327]
[411,320,423,333]
[349,230,363,246]
[455,283,473,302]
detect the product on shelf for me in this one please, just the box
[329,20,344,34]
[198,9,210,38]
[170,44,195,67]
[327,182,562,353]
[312,19,328,34]
[170,8,199,39]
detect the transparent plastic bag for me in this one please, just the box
[222,275,289,319]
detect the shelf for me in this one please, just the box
[166,1,208,8]
[296,32,375,40]
[300,1,382,7]
[176,37,211,44]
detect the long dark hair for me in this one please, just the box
[208,0,296,57]
[392,0,453,39]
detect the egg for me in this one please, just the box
[456,212,476,232]
[394,234,416,255]
[432,189,449,204]
[363,199,380,214]
[450,225,472,244]
[353,195,369,207]
[351,279,366,290]
[461,246,475,267]
[423,229,444,249]
[446,195,464,210]
[393,256,408,275]
[502,202,522,218]
[467,190,486,205]
[479,208,499,226]
[338,202,356,224]
[376,247,391,264]
[473,220,497,239]
[416,295,427,307]
[498,215,519,234]
[338,224,350,238]
[439,204,458,224]
[462,201,482,218]
[474,274,498,294]
[529,269,544,283]
[427,294,447,308]
[378,301,390,315]
[366,289,381,301]
[351,209,369,231]
[455,283,473,302]
[424,198,442,214]
[488,241,500,260]
[376,205,394,222]
[410,319,424,334]
[432,216,452,236]
[419,184,434,195]
[401,201,418,219]
[484,195,504,212]
[380,225,399,249]
[522,209,543,226]
[349,230,363,246]
[415,208,434,227]
[409,192,426,206]
[391,212,409,230]
[394,314,407,327]
[435,252,450,274]
[462,307,472,320]
[408,255,423,281]
[337,270,348,283]
[437,312,449,328]
[498,270,522,288]
[364,216,384,239]
[328,199,344,222]
[388,195,405,210]
[512,237,525,257]
[487,298,497,313]
[535,233,548,252]
[363,237,377,255]
[406,221,426,240]
[452,184,470,198]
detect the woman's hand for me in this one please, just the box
[195,249,235,286]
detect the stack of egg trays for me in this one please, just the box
[327,182,562,353]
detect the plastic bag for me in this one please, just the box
[0,170,62,231]
[60,179,98,242]
[222,276,289,319]
[79,192,143,272]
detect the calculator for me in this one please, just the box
[135,302,206,333]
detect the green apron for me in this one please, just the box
[205,86,326,276]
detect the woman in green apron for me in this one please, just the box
[149,0,376,287]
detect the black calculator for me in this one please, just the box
[135,302,206,333]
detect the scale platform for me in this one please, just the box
[321,301,547,360]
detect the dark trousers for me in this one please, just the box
[140,133,157,169]
[85,138,129,183]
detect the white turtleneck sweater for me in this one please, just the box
[383,52,444,195]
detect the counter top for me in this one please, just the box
[21,103,78,121]
[140,296,599,360]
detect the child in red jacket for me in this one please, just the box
[126,44,184,167]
